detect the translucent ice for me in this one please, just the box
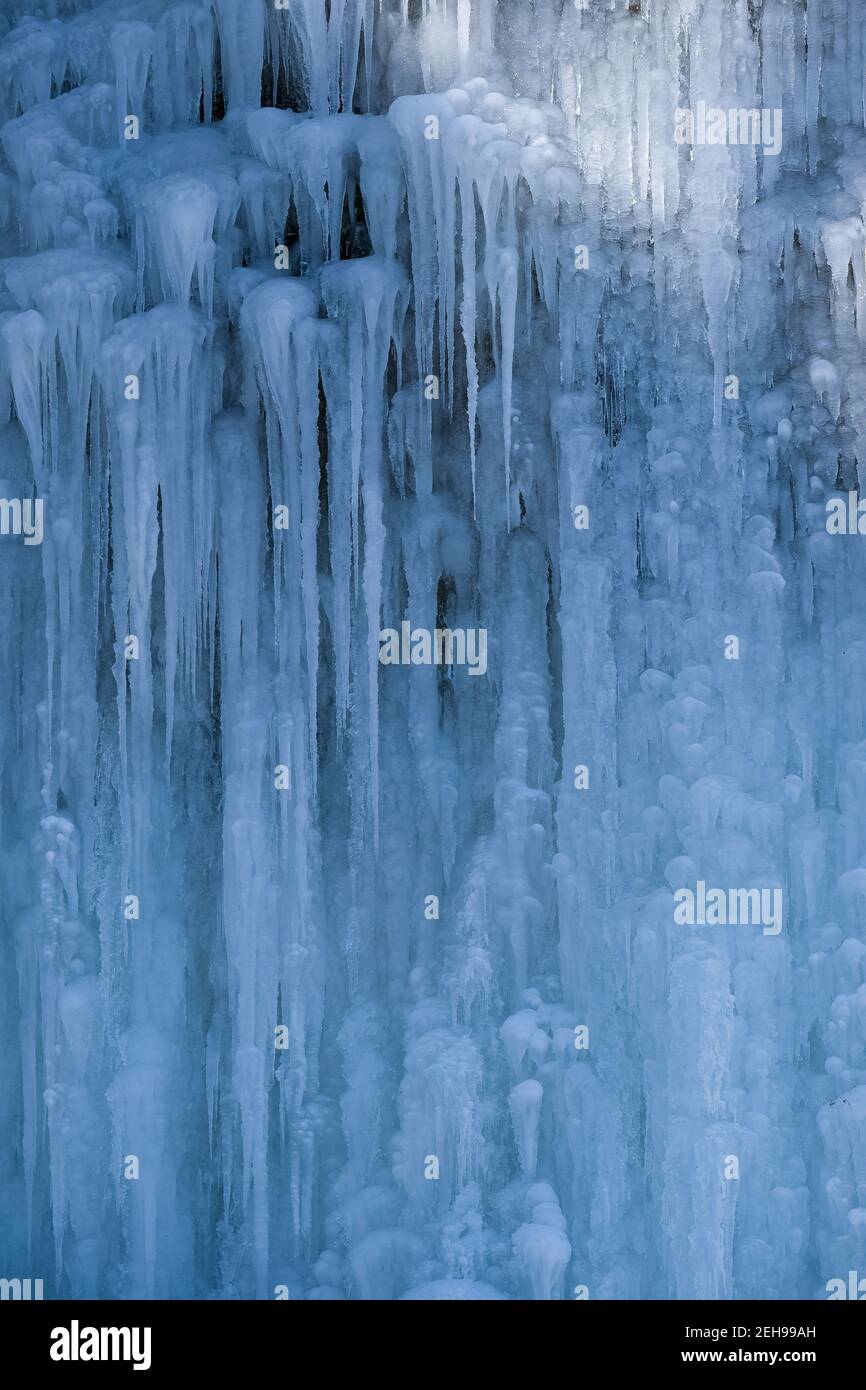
[1,0,865,1306]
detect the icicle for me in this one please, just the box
[320,257,409,850]
[111,22,153,147]
[210,0,266,112]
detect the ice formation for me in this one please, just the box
[1,0,866,1302]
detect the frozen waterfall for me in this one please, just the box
[1,0,866,1303]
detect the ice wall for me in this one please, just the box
[1,0,866,1301]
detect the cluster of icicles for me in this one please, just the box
[1,0,866,1302]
